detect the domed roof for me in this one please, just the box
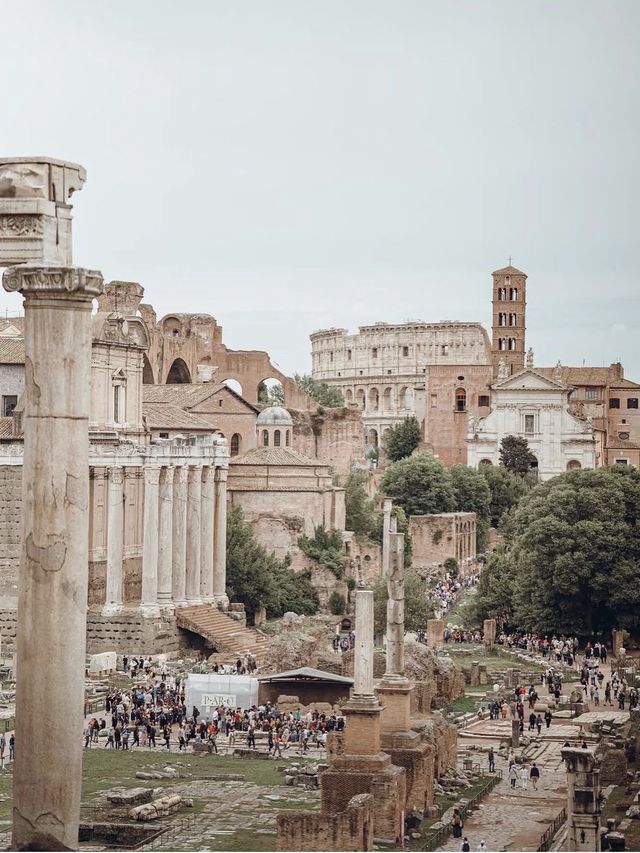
[256,405,293,426]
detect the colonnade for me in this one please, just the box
[102,461,228,615]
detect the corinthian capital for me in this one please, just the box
[2,265,103,299]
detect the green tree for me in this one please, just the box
[373,570,434,634]
[443,557,459,578]
[472,466,640,638]
[344,472,377,539]
[479,464,531,527]
[329,591,346,615]
[294,374,345,407]
[466,547,518,629]
[449,465,492,549]
[380,452,456,517]
[499,435,538,477]
[298,525,348,578]
[257,381,285,405]
[226,506,319,618]
[382,416,422,463]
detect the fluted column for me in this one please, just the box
[172,465,188,606]
[140,465,161,617]
[157,466,174,611]
[185,465,203,604]
[200,465,215,602]
[3,264,103,851]
[103,466,124,615]
[213,467,229,606]
[381,498,392,576]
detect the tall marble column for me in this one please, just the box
[200,465,215,603]
[140,465,161,617]
[103,465,124,615]
[3,264,103,851]
[157,466,174,611]
[353,589,376,699]
[213,467,229,606]
[172,466,188,606]
[185,464,203,604]
[381,498,392,576]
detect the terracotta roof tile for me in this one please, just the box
[232,447,324,466]
[0,338,25,364]
[142,402,218,431]
[536,366,622,386]
[0,417,15,438]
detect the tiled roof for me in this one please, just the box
[610,378,640,390]
[492,264,527,276]
[0,317,24,334]
[0,338,25,364]
[0,417,15,438]
[536,366,622,387]
[142,402,218,431]
[232,447,324,466]
[606,436,640,451]
[143,384,221,407]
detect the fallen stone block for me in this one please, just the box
[105,788,153,806]
[129,794,183,822]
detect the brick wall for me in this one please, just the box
[277,792,373,851]
[0,466,21,605]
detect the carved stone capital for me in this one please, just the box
[3,265,103,299]
[144,466,161,486]
[108,467,124,486]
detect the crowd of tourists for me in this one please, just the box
[430,571,480,620]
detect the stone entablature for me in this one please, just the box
[0,158,86,266]
[467,368,596,479]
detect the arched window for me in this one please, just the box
[356,389,366,410]
[230,433,241,456]
[508,338,517,351]
[274,429,281,447]
[285,430,291,447]
[498,287,507,300]
[166,358,191,384]
[383,387,393,410]
[567,460,581,470]
[479,458,493,466]
[498,312,507,326]
[262,429,269,447]
[509,313,517,326]
[345,389,354,404]
[455,388,466,412]
[510,287,518,300]
[112,370,127,424]
[367,428,379,448]
[369,387,379,411]
[498,338,506,351]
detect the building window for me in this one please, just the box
[509,313,517,326]
[372,348,378,358]
[585,388,600,400]
[619,431,630,440]
[159,432,169,439]
[430,394,437,408]
[230,433,241,456]
[111,370,127,425]
[274,429,281,447]
[441,344,449,356]
[510,287,518,300]
[2,395,17,417]
[615,458,629,465]
[524,414,535,434]
[610,398,620,409]
[329,351,333,362]
[478,395,490,407]
[498,312,507,326]
[402,346,409,356]
[262,429,269,447]
[498,338,506,351]
[627,398,639,409]
[455,388,466,412]
[286,429,291,447]
[508,338,517,351]
[347,349,352,360]
[498,287,507,300]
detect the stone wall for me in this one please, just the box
[0,465,21,605]
[86,611,184,655]
[276,792,373,852]
[293,557,349,612]
[291,406,365,478]
[409,512,476,573]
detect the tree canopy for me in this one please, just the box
[470,466,640,638]
[478,464,531,528]
[373,569,434,634]
[448,465,492,549]
[499,435,538,477]
[382,416,422,462]
[226,505,319,619]
[380,452,456,517]
[294,374,345,407]
[344,472,377,539]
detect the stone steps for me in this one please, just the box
[175,605,270,666]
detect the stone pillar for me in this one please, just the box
[103,465,124,615]
[185,465,203,604]
[483,618,497,652]
[511,719,520,748]
[140,465,161,617]
[213,467,229,606]
[384,532,405,679]
[172,466,188,606]
[353,589,375,699]
[426,618,445,648]
[157,466,174,611]
[3,264,103,851]
[562,747,601,851]
[381,498,392,576]
[612,629,625,659]
[200,465,215,602]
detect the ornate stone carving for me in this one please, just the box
[3,265,103,298]
[497,358,509,380]
[0,215,44,236]
[526,347,534,368]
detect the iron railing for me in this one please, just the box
[422,772,502,852]
[138,814,196,851]
[537,807,567,852]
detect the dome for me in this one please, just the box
[256,405,293,426]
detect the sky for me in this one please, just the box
[1,0,639,378]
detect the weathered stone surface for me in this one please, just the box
[105,787,153,806]
[129,794,183,822]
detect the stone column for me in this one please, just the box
[103,465,124,615]
[483,618,497,652]
[140,465,161,617]
[172,465,188,606]
[157,466,174,611]
[185,464,203,604]
[200,465,215,602]
[3,264,103,851]
[426,618,445,648]
[381,498,392,576]
[562,747,602,851]
[213,467,229,606]
[353,589,375,699]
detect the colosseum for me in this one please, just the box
[310,266,527,466]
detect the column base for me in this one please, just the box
[213,594,229,610]
[185,597,203,607]
[102,603,123,616]
[201,596,215,604]
[173,598,188,608]
[158,599,175,615]
[139,604,161,618]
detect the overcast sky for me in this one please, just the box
[1,1,638,378]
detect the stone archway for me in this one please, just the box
[166,358,191,384]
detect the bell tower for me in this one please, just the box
[491,263,527,377]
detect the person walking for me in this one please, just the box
[476,843,488,852]
[520,764,530,790]
[536,714,543,735]
[488,748,495,773]
[544,708,552,729]
[509,764,518,788]
[461,837,471,852]
[530,762,540,791]
[451,809,463,838]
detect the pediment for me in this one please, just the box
[494,369,565,391]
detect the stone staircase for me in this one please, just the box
[175,605,271,667]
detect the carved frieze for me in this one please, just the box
[0,215,44,236]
